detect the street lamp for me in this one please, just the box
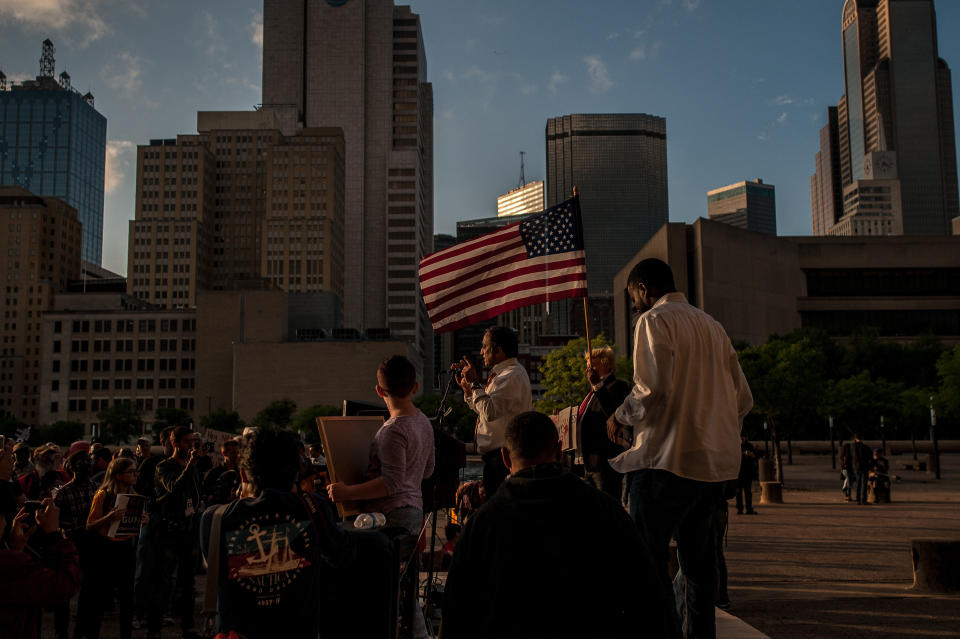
[930,395,941,480]
[880,415,885,456]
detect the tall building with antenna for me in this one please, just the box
[811,0,958,236]
[262,0,434,383]
[0,39,107,264]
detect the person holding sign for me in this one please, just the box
[84,457,143,639]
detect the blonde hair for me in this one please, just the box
[99,457,137,495]
[586,345,616,368]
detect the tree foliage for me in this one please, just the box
[415,393,477,443]
[34,421,84,446]
[291,405,341,441]
[937,345,960,418]
[535,334,631,414]
[151,408,192,442]
[97,401,144,445]
[199,409,244,435]
[252,399,297,430]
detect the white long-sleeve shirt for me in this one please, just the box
[466,358,533,455]
[610,292,753,482]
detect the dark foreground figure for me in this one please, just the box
[442,411,674,639]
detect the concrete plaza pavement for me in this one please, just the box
[723,452,960,639]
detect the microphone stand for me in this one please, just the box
[422,368,460,632]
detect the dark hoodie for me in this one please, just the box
[443,462,675,639]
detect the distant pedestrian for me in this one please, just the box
[852,434,872,505]
[839,442,853,501]
[736,434,758,515]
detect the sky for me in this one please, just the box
[1,0,959,276]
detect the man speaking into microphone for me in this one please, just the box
[454,326,532,497]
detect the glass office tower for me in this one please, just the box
[0,75,107,264]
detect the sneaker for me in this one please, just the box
[746,510,758,515]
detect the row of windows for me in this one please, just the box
[54,318,196,334]
[59,396,195,413]
[60,358,196,373]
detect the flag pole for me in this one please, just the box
[573,185,592,359]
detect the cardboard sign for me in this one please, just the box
[107,494,145,538]
[316,416,384,518]
[202,428,237,453]
[551,406,578,453]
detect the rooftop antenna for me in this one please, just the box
[59,71,71,90]
[517,151,526,189]
[83,91,94,107]
[40,39,55,78]
[0,71,6,92]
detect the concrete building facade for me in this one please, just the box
[262,0,434,380]
[0,43,106,264]
[38,293,197,434]
[497,181,544,217]
[811,0,959,236]
[0,187,81,423]
[707,179,777,236]
[128,114,345,308]
[614,218,960,354]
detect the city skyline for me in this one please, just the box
[1,0,960,276]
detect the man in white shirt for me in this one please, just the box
[607,258,753,639]
[456,326,533,496]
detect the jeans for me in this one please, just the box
[584,460,624,502]
[855,470,869,504]
[84,538,136,639]
[735,477,753,513]
[147,526,197,634]
[386,506,427,639]
[629,469,724,639]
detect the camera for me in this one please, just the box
[22,500,44,515]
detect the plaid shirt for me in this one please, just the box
[54,478,99,538]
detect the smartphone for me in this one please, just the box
[192,440,201,451]
[22,500,44,514]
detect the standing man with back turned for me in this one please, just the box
[607,258,753,639]
[455,326,532,497]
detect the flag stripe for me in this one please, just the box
[419,238,526,286]
[432,282,589,333]
[428,271,587,324]
[424,255,586,309]
[419,223,521,271]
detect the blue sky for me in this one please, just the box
[1,0,959,275]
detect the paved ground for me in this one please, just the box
[40,453,960,638]
[724,453,960,639]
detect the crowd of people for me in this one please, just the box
[1,257,761,639]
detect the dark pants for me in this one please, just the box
[584,458,624,502]
[134,518,161,620]
[855,470,869,504]
[629,469,724,639]
[55,533,94,639]
[148,527,197,634]
[80,537,136,639]
[481,449,509,497]
[735,477,754,513]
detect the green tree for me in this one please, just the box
[199,409,244,435]
[0,411,25,440]
[739,331,828,483]
[535,334,630,414]
[823,371,902,439]
[151,407,192,442]
[97,401,144,445]
[415,393,476,443]
[897,386,935,453]
[291,405,341,441]
[35,421,84,446]
[252,399,297,430]
[936,345,960,418]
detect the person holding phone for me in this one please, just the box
[83,457,142,639]
[147,427,204,639]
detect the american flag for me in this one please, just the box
[419,197,588,334]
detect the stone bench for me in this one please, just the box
[911,538,960,593]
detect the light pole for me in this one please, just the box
[930,395,941,480]
[829,416,836,469]
[880,415,885,456]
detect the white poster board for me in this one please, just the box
[316,416,384,518]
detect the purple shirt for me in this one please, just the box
[366,411,435,514]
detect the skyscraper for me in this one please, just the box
[811,0,958,236]
[498,181,544,217]
[262,0,434,377]
[0,40,106,264]
[546,113,668,336]
[707,179,777,236]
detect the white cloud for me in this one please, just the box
[777,112,789,124]
[630,42,663,61]
[630,47,647,61]
[584,55,613,93]
[607,32,621,41]
[101,52,143,97]
[682,0,701,12]
[104,140,135,195]
[548,70,568,95]
[0,0,108,44]
[249,12,263,49]
[771,95,795,105]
